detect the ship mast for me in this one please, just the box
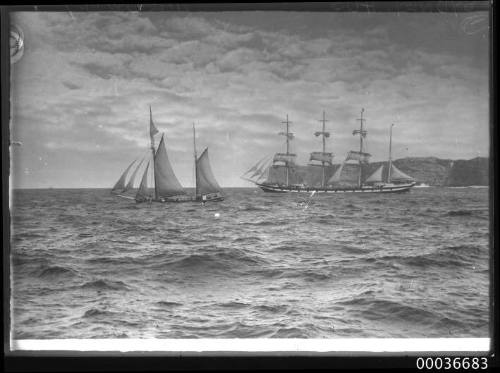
[318,111,329,187]
[193,123,198,197]
[149,106,158,200]
[388,123,394,183]
[282,114,292,187]
[353,108,367,188]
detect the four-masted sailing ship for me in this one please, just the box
[243,109,416,194]
[111,107,224,203]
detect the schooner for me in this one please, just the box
[111,107,224,203]
[243,109,416,194]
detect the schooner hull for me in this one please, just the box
[135,193,224,204]
[257,182,416,194]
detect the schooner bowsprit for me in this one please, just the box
[111,107,224,203]
[242,109,416,194]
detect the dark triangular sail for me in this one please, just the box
[154,135,186,197]
[112,159,136,192]
[135,161,152,202]
[124,159,144,192]
[390,164,414,182]
[196,148,222,196]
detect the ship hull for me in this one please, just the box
[135,192,224,203]
[257,182,416,194]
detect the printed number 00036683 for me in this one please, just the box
[416,357,488,370]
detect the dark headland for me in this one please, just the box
[387,156,489,186]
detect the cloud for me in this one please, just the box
[10,11,489,188]
[62,81,82,90]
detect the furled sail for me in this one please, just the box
[112,159,136,192]
[364,164,384,183]
[278,132,295,140]
[390,164,414,182]
[273,153,297,164]
[314,131,330,138]
[346,150,371,163]
[309,152,333,164]
[124,159,144,192]
[196,148,222,196]
[135,162,152,202]
[154,135,186,197]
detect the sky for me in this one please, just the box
[10,8,490,188]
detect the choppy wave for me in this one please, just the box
[156,301,182,307]
[83,308,117,318]
[36,265,77,279]
[80,279,131,291]
[340,298,439,324]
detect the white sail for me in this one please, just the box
[256,160,275,180]
[365,165,384,183]
[112,159,136,192]
[124,159,144,192]
[390,164,414,182]
[196,148,222,196]
[256,167,269,182]
[249,163,265,179]
[154,134,186,197]
[243,155,270,177]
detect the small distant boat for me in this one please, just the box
[243,109,416,194]
[111,107,224,203]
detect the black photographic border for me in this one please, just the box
[2,1,498,371]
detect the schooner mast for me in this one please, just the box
[149,106,159,200]
[193,123,198,197]
[388,123,395,183]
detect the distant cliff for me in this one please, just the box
[444,157,489,186]
[267,156,489,187]
[389,156,489,186]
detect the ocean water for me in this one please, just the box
[10,187,490,339]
